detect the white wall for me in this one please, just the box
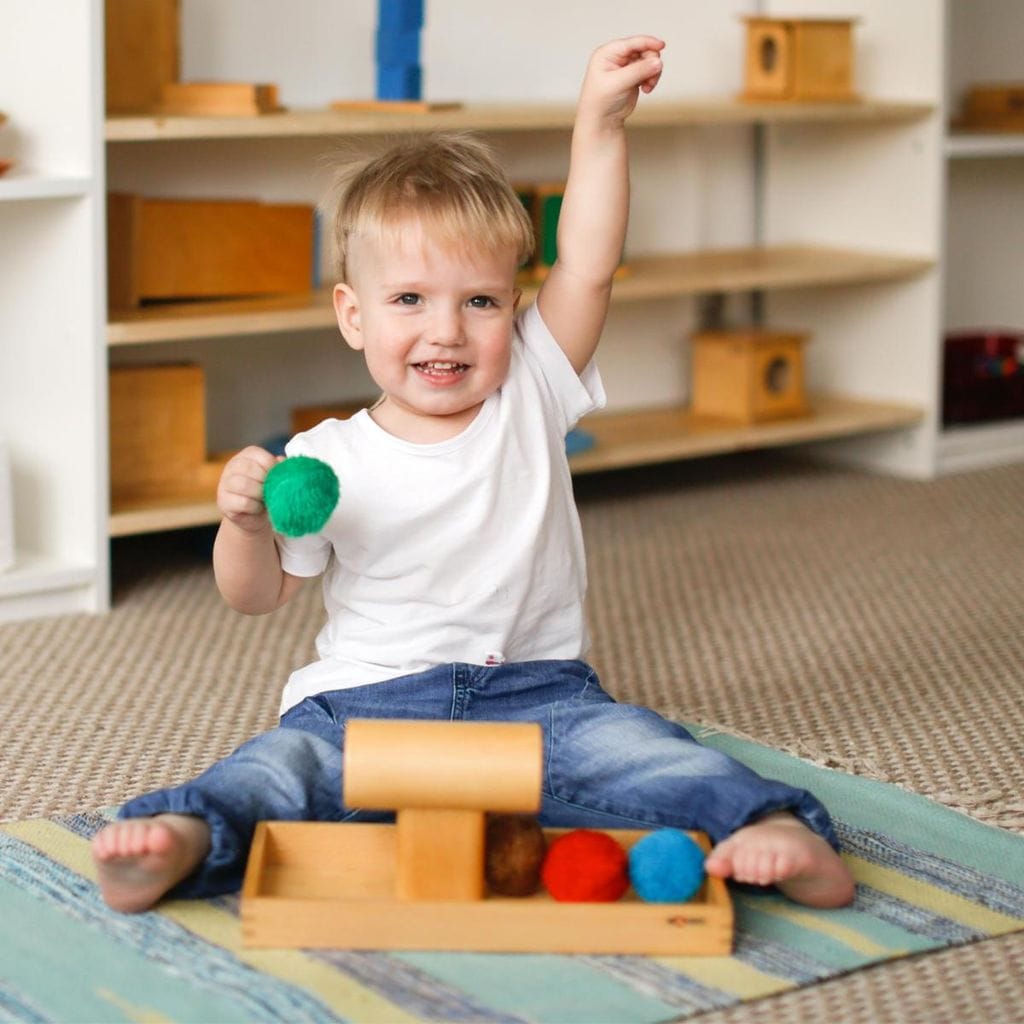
[178,1,753,106]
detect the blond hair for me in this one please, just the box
[327,132,534,282]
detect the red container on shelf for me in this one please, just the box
[942,329,1024,426]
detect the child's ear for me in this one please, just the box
[333,283,363,351]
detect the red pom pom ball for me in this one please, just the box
[541,829,629,902]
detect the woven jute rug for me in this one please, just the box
[1,451,1022,1023]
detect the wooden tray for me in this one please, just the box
[241,821,734,954]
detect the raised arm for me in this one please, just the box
[212,446,305,614]
[537,35,664,374]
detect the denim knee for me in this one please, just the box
[542,695,839,848]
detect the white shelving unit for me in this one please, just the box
[938,0,1024,473]
[7,0,1012,621]
[0,0,109,623]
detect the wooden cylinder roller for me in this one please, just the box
[343,719,542,813]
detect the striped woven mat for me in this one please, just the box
[2,728,1022,1024]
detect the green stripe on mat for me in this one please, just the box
[396,953,681,1024]
[737,891,934,960]
[694,725,1024,885]
[2,819,420,1024]
[0,877,252,1023]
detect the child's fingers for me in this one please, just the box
[603,34,666,61]
[607,51,664,94]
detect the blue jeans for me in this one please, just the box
[120,660,838,898]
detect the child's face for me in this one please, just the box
[334,217,520,443]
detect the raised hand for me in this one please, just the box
[578,35,665,125]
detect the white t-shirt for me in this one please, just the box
[276,302,606,714]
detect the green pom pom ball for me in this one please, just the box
[264,456,340,537]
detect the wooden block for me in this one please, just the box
[108,364,207,502]
[741,17,857,103]
[691,329,810,425]
[329,100,462,114]
[107,194,315,308]
[396,808,485,901]
[959,83,1024,132]
[291,400,376,435]
[159,82,284,117]
[241,822,735,954]
[105,0,180,114]
[530,182,564,279]
[518,182,628,281]
[343,720,542,814]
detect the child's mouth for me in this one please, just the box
[414,361,469,379]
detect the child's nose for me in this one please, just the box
[427,309,463,345]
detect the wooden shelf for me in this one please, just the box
[109,495,220,538]
[107,246,933,346]
[568,393,924,475]
[104,98,932,143]
[108,289,338,345]
[108,394,922,536]
[946,132,1024,159]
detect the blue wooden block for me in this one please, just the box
[376,27,421,66]
[565,429,596,457]
[377,0,423,32]
[376,64,422,101]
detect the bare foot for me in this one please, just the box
[91,814,211,913]
[704,811,855,908]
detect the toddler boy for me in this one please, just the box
[93,36,854,913]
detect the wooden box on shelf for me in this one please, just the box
[740,17,857,103]
[525,181,564,281]
[691,328,810,425]
[108,364,223,504]
[291,399,376,435]
[958,83,1024,133]
[159,81,284,117]
[104,0,180,114]
[107,194,315,309]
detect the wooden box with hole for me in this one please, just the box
[740,17,858,103]
[690,329,810,425]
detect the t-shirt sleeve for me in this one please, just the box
[516,301,607,433]
[273,433,334,578]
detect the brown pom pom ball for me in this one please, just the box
[485,814,547,897]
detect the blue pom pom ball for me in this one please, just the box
[264,456,340,537]
[628,828,706,903]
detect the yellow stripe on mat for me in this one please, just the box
[847,854,1024,935]
[4,820,420,1024]
[656,955,794,1000]
[745,892,905,958]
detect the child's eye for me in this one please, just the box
[395,293,421,305]
[468,295,496,309]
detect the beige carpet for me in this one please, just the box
[2,451,1022,1023]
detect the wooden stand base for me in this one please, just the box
[330,100,463,114]
[241,821,734,954]
[159,82,283,117]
